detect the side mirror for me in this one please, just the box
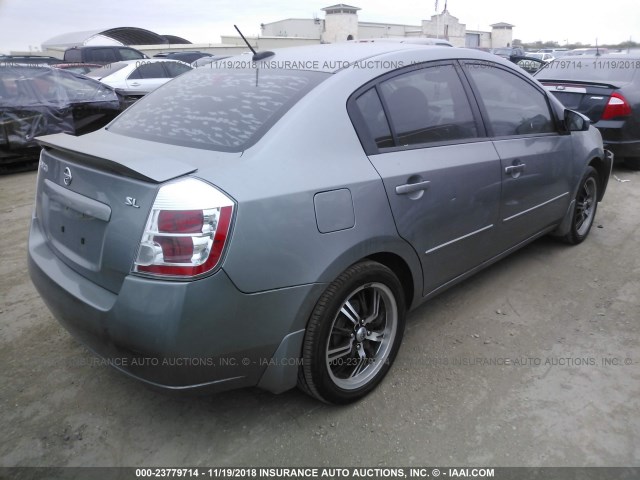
[565,109,591,132]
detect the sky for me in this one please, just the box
[0,0,638,53]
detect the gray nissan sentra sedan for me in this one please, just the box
[28,43,612,404]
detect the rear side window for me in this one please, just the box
[465,64,555,136]
[108,68,329,152]
[378,64,479,146]
[354,88,393,149]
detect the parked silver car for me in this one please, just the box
[28,43,611,404]
[87,59,192,97]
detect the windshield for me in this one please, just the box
[108,67,330,152]
[535,57,638,84]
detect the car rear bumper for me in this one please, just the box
[593,120,640,159]
[601,139,640,159]
[28,216,322,394]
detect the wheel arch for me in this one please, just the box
[314,237,423,313]
[366,252,415,311]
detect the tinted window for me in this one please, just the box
[465,64,555,136]
[64,49,81,63]
[354,88,393,149]
[119,48,145,60]
[378,64,479,146]
[164,61,192,77]
[130,62,169,79]
[109,68,329,152]
[88,48,117,64]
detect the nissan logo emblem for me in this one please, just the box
[63,167,73,186]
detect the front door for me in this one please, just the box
[462,61,573,246]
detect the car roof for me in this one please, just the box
[223,42,497,74]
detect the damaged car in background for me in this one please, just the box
[0,65,133,169]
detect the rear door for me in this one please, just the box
[462,61,573,247]
[125,62,169,93]
[351,62,502,296]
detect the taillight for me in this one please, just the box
[601,92,632,120]
[133,177,234,278]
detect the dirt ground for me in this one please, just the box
[1,166,639,468]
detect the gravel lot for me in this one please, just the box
[1,166,639,468]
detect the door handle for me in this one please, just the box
[130,82,141,87]
[395,180,431,195]
[505,164,526,175]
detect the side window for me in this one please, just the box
[130,62,169,80]
[164,62,192,78]
[89,48,117,64]
[119,48,144,60]
[464,64,555,136]
[378,64,479,146]
[64,49,81,63]
[353,88,393,149]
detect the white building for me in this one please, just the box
[38,5,514,59]
[261,4,514,48]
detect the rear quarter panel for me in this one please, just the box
[195,64,424,304]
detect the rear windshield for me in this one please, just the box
[535,57,638,84]
[108,68,330,152]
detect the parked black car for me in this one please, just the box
[0,65,131,167]
[63,46,148,65]
[535,56,640,169]
[492,46,526,61]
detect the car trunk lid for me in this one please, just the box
[34,130,239,293]
[541,81,619,123]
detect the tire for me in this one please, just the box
[623,157,640,171]
[298,261,406,404]
[562,166,599,245]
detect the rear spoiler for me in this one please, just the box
[37,131,197,183]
